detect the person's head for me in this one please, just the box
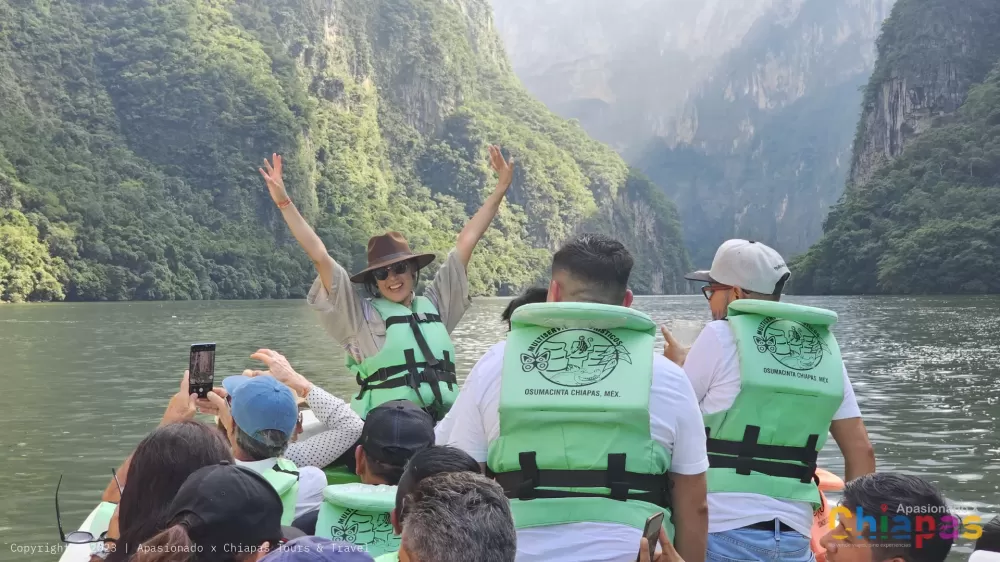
[355,400,435,486]
[131,463,284,562]
[820,473,953,562]
[397,472,516,562]
[222,376,298,462]
[685,239,790,320]
[973,517,1000,558]
[501,286,549,330]
[391,445,481,534]
[260,536,374,561]
[548,233,634,307]
[109,421,234,562]
[350,232,436,304]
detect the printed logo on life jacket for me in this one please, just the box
[520,328,630,387]
[330,509,396,547]
[755,317,830,371]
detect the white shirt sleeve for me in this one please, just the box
[651,356,709,475]
[294,466,328,519]
[833,362,862,420]
[437,345,502,462]
[682,324,724,404]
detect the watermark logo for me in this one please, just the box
[828,504,983,548]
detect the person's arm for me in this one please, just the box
[669,473,708,562]
[831,418,875,481]
[259,154,337,293]
[830,365,876,481]
[653,357,709,562]
[248,349,364,467]
[454,145,514,267]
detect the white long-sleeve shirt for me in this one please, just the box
[285,384,364,468]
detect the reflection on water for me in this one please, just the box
[1,295,998,558]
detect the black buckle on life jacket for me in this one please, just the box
[706,425,821,483]
[517,452,540,500]
[607,453,628,501]
[737,426,760,476]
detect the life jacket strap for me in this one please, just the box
[705,425,819,484]
[272,462,301,478]
[383,312,443,329]
[354,350,457,399]
[491,452,673,507]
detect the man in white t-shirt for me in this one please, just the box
[440,233,709,562]
[666,239,876,562]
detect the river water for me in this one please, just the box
[1,296,998,560]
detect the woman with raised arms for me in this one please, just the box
[258,146,514,422]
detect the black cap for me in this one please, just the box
[360,400,435,466]
[166,462,284,560]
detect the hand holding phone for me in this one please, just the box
[188,343,216,399]
[637,511,665,562]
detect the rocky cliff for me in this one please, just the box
[0,0,689,302]
[848,0,1000,186]
[791,0,1000,294]
[493,0,893,266]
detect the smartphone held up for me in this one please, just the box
[638,511,665,562]
[188,343,216,399]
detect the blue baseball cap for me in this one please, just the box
[222,375,298,442]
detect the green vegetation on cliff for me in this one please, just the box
[0,0,688,302]
[792,61,1000,294]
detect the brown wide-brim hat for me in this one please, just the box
[349,231,436,283]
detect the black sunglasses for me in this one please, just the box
[372,261,411,281]
[56,474,118,545]
[701,284,732,301]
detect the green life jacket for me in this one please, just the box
[704,300,845,507]
[323,463,362,486]
[315,483,400,558]
[348,296,459,421]
[258,458,301,525]
[487,302,674,536]
[86,501,118,537]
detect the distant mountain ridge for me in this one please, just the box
[492,0,893,266]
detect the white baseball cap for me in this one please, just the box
[684,239,791,295]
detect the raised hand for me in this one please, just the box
[249,348,313,397]
[160,371,198,426]
[488,144,515,194]
[661,325,690,367]
[259,153,289,206]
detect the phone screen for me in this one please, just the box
[188,343,216,398]
[639,511,665,561]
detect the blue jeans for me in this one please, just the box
[707,522,815,562]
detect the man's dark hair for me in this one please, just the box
[363,453,406,486]
[551,233,633,304]
[501,287,549,330]
[395,446,481,520]
[976,516,1000,552]
[842,473,953,562]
